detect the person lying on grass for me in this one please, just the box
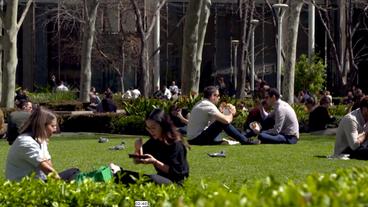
[5,106,79,181]
[111,108,189,185]
[333,96,368,160]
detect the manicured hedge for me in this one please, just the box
[1,167,368,206]
[59,113,147,135]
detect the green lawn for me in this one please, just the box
[0,133,366,188]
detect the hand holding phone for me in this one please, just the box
[134,138,143,155]
[128,154,149,159]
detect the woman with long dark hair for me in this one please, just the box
[113,108,189,185]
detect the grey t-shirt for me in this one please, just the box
[187,99,220,139]
[5,134,51,181]
[334,109,367,156]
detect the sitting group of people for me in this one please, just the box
[5,106,189,185]
[3,84,368,187]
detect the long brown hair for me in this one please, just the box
[19,106,57,142]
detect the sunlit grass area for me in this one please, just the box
[0,133,365,188]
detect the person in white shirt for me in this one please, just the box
[131,88,141,99]
[333,96,368,159]
[187,86,258,145]
[169,81,179,95]
[56,81,69,92]
[5,107,79,181]
[162,85,172,100]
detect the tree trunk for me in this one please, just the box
[140,38,151,97]
[194,0,211,94]
[1,0,18,108]
[80,0,99,103]
[181,0,210,96]
[2,29,17,108]
[236,0,254,98]
[1,0,32,108]
[282,1,303,104]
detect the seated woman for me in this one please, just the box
[169,103,190,135]
[5,106,79,181]
[112,108,189,185]
[88,87,101,110]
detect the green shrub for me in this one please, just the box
[28,91,78,103]
[292,104,308,124]
[60,113,146,135]
[41,101,85,111]
[295,54,326,95]
[111,115,146,135]
[2,167,368,206]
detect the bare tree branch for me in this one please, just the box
[145,0,167,40]
[17,0,33,30]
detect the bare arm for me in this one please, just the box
[213,111,233,124]
[39,160,60,179]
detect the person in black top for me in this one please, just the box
[169,103,190,135]
[113,108,189,185]
[96,89,117,113]
[308,96,335,132]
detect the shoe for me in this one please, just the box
[241,139,261,145]
[208,151,226,157]
[109,163,121,174]
[98,137,109,143]
[222,138,240,145]
[109,142,126,150]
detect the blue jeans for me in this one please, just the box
[188,121,250,145]
[258,132,298,144]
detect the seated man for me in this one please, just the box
[308,96,335,132]
[333,96,368,160]
[7,100,33,145]
[169,104,190,135]
[255,88,299,144]
[187,86,258,145]
[96,90,117,113]
[243,99,274,137]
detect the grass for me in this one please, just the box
[0,133,366,188]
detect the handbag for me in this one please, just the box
[75,166,113,183]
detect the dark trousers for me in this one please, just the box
[343,147,368,160]
[188,121,249,145]
[114,170,172,185]
[258,132,298,144]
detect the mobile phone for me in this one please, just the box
[128,154,149,159]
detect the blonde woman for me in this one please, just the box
[5,106,78,181]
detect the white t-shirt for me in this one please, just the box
[131,89,141,99]
[5,134,51,181]
[187,99,220,139]
[56,84,69,92]
[164,88,172,100]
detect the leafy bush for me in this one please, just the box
[59,113,147,135]
[292,104,308,124]
[60,113,118,133]
[2,167,368,206]
[295,54,326,95]
[111,115,146,135]
[329,104,350,119]
[28,91,78,103]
